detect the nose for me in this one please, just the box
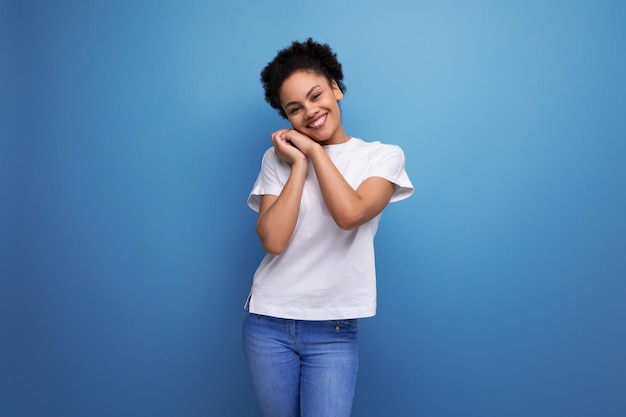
[305,102,319,118]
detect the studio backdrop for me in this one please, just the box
[3,1,625,416]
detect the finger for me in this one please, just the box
[270,129,286,141]
[272,130,288,144]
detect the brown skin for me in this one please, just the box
[256,70,395,255]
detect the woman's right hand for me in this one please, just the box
[257,129,309,255]
[271,129,307,165]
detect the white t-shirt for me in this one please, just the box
[247,137,413,320]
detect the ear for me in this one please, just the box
[331,79,344,101]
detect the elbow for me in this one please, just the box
[333,206,378,230]
[334,213,362,231]
[336,222,359,231]
[264,245,285,256]
[257,225,294,255]
[261,239,288,256]
[257,226,288,255]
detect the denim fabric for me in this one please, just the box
[242,313,359,417]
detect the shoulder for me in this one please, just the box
[351,137,405,159]
[261,146,277,161]
[260,146,284,168]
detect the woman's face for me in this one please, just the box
[279,70,346,145]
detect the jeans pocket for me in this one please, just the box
[335,319,358,332]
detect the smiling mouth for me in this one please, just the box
[307,113,327,129]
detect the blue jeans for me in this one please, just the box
[242,313,359,417]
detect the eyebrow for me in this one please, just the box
[284,85,321,109]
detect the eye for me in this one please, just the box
[289,107,301,115]
[312,92,322,100]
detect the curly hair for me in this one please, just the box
[260,38,346,119]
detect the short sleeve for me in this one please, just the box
[247,148,286,212]
[368,144,414,203]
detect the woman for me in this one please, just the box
[243,38,414,417]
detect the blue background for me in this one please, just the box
[2,1,625,416]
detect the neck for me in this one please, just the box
[323,127,350,146]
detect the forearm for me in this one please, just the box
[256,160,307,254]
[308,145,372,230]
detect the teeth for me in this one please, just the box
[309,115,326,128]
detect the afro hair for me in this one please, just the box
[260,38,346,118]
